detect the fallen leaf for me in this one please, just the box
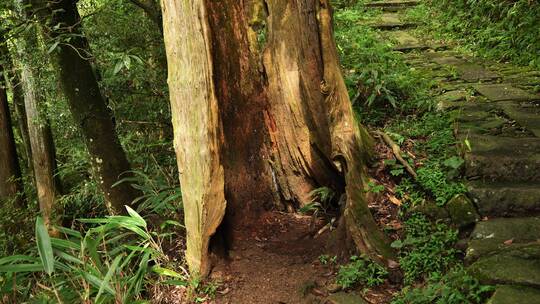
[503,239,514,245]
[388,195,402,206]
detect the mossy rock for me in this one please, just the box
[409,195,478,228]
[468,244,540,287]
[468,182,540,217]
[446,194,479,227]
[487,285,540,304]
[410,202,449,222]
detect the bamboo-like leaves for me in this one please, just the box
[35,217,55,275]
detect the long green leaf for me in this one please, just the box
[125,205,146,228]
[81,272,116,296]
[36,217,55,275]
[152,266,184,279]
[0,255,38,265]
[95,255,122,302]
[51,238,81,251]
[0,263,44,273]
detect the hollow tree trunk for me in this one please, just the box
[162,0,394,276]
[14,24,61,228]
[30,0,141,213]
[0,54,24,206]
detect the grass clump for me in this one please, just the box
[336,255,388,289]
[334,2,433,117]
[391,214,458,284]
[391,266,494,304]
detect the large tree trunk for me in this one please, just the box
[0,52,24,206]
[30,0,141,213]
[162,0,394,276]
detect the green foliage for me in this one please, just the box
[391,214,458,284]
[388,113,466,206]
[300,187,336,214]
[416,164,466,206]
[318,254,337,265]
[367,181,385,194]
[334,2,433,115]
[392,266,494,304]
[408,0,540,68]
[0,208,187,303]
[336,255,388,289]
[115,169,182,216]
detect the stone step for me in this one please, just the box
[487,285,540,304]
[465,217,540,262]
[385,31,428,52]
[468,181,540,217]
[468,244,540,287]
[365,0,420,10]
[498,100,540,138]
[460,135,540,182]
[366,13,418,30]
[474,84,540,102]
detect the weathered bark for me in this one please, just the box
[31,0,141,213]
[13,21,61,228]
[162,0,394,276]
[0,52,24,206]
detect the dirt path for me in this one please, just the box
[212,212,335,304]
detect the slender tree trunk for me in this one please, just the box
[0,40,34,175]
[12,13,61,228]
[0,53,24,206]
[162,0,394,276]
[30,0,141,213]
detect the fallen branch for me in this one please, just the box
[374,130,418,179]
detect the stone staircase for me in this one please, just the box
[362,1,540,302]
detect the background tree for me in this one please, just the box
[0,42,24,207]
[14,20,61,228]
[29,0,143,213]
[162,0,394,276]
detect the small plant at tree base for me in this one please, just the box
[336,255,388,289]
[391,214,458,284]
[318,254,337,265]
[391,266,494,304]
[367,181,385,194]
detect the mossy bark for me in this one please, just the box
[162,0,394,276]
[13,21,61,228]
[31,0,141,213]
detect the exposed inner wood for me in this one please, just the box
[162,0,394,276]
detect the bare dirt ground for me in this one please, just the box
[207,140,403,304]
[212,212,334,304]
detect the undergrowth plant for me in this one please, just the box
[391,266,494,304]
[336,255,388,289]
[407,0,540,68]
[334,2,433,118]
[391,214,458,285]
[0,208,187,303]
